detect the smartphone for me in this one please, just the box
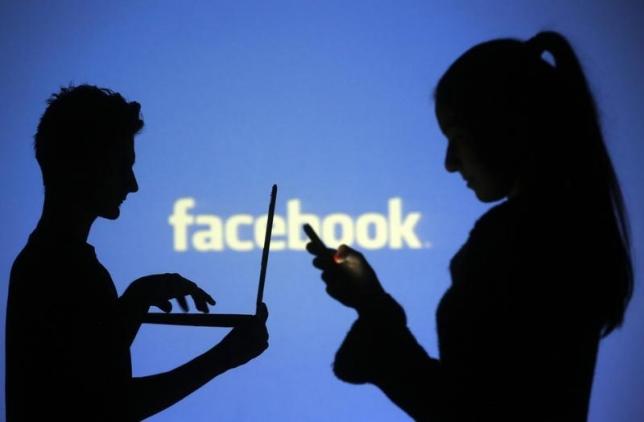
[303,223,328,252]
[303,223,346,264]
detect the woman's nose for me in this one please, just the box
[444,142,459,173]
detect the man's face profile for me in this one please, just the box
[91,137,138,220]
[35,85,144,221]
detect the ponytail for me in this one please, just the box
[526,31,633,336]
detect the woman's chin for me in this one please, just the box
[473,187,506,203]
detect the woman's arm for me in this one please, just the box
[333,292,447,421]
[306,242,448,420]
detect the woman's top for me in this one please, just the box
[333,189,615,421]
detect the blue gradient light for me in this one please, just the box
[1,1,643,420]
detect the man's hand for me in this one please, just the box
[123,273,216,313]
[219,303,269,368]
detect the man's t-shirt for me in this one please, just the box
[6,230,133,421]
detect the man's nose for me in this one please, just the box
[129,170,139,193]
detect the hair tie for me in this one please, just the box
[526,34,546,55]
[525,33,556,68]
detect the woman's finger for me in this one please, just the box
[312,256,334,269]
[321,269,341,286]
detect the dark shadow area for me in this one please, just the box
[5,85,269,421]
[307,31,633,422]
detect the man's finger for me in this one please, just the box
[191,293,210,313]
[190,288,213,312]
[176,276,216,311]
[176,295,189,312]
[156,300,172,313]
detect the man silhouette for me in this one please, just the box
[5,85,269,421]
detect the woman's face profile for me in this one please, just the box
[435,103,517,203]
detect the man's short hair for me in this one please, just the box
[34,84,144,186]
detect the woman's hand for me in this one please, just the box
[306,241,386,312]
[123,273,216,313]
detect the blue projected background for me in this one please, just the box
[1,1,644,420]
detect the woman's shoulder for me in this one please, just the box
[457,188,595,280]
[471,188,582,242]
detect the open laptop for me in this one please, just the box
[142,184,277,327]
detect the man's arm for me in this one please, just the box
[128,304,268,420]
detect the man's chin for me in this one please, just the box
[98,207,120,220]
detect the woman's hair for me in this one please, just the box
[435,31,633,336]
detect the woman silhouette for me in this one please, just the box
[307,31,633,421]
